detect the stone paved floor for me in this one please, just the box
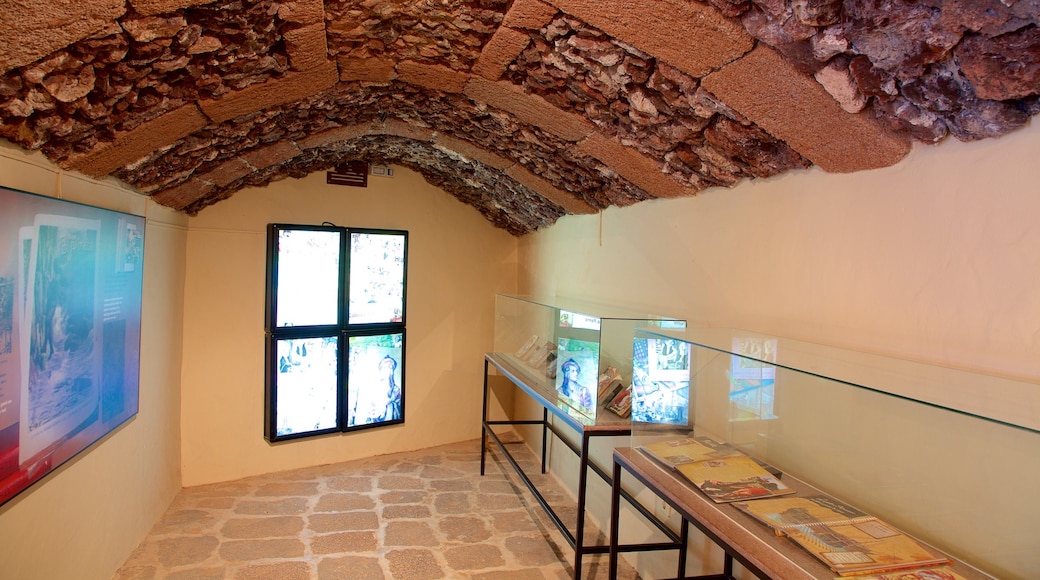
[114,438,641,579]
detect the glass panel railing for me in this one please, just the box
[630,326,1039,579]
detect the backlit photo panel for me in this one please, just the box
[347,332,404,428]
[348,232,406,325]
[264,224,407,442]
[0,186,144,507]
[275,228,341,328]
[20,215,102,465]
[274,336,339,437]
[631,336,691,426]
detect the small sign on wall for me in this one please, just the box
[327,161,369,187]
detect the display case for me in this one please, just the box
[616,326,1040,579]
[493,294,687,425]
[483,295,687,579]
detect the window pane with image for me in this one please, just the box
[276,229,340,327]
[275,336,339,436]
[347,333,404,427]
[349,232,405,324]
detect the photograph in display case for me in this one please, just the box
[514,335,539,359]
[729,337,777,420]
[558,309,601,331]
[606,384,633,417]
[596,366,624,406]
[554,337,598,416]
[734,495,951,576]
[845,567,968,580]
[639,435,794,503]
[630,335,691,425]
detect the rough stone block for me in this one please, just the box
[314,493,376,512]
[383,505,432,519]
[309,512,379,533]
[443,544,504,570]
[814,59,867,114]
[433,134,513,169]
[64,104,208,177]
[317,556,385,580]
[338,57,397,83]
[545,0,752,77]
[150,178,214,210]
[382,118,436,142]
[0,0,126,73]
[396,61,470,94]
[218,539,305,561]
[505,535,559,566]
[285,23,329,72]
[235,562,310,580]
[463,77,595,142]
[472,27,531,81]
[242,141,301,169]
[503,0,559,29]
[297,122,382,150]
[198,62,338,123]
[377,475,425,491]
[254,481,322,497]
[220,516,306,539]
[155,536,219,568]
[129,0,213,17]
[702,45,911,172]
[386,549,444,580]
[234,498,308,515]
[958,26,1040,101]
[201,158,251,188]
[275,0,325,25]
[506,165,598,214]
[311,532,379,555]
[578,132,692,198]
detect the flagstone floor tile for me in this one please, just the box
[114,439,642,579]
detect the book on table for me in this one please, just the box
[639,436,741,465]
[841,565,970,580]
[638,437,794,503]
[733,495,951,576]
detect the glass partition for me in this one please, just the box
[492,294,685,424]
[629,326,1039,579]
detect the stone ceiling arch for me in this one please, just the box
[1,0,1036,235]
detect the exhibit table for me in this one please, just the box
[607,447,994,580]
[481,353,681,579]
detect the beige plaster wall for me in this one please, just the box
[520,121,1040,386]
[0,144,187,579]
[179,167,517,486]
[515,121,1040,578]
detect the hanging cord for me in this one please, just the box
[55,170,63,198]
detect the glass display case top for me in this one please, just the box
[628,325,1039,580]
[637,325,1039,433]
[493,294,685,427]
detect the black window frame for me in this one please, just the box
[264,223,408,442]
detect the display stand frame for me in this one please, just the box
[481,353,683,579]
[611,325,1038,579]
[607,447,994,580]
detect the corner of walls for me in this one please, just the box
[516,122,1040,383]
[0,145,186,579]
[178,168,518,486]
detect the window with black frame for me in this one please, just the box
[264,224,407,442]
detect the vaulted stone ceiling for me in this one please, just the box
[1,1,1037,235]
